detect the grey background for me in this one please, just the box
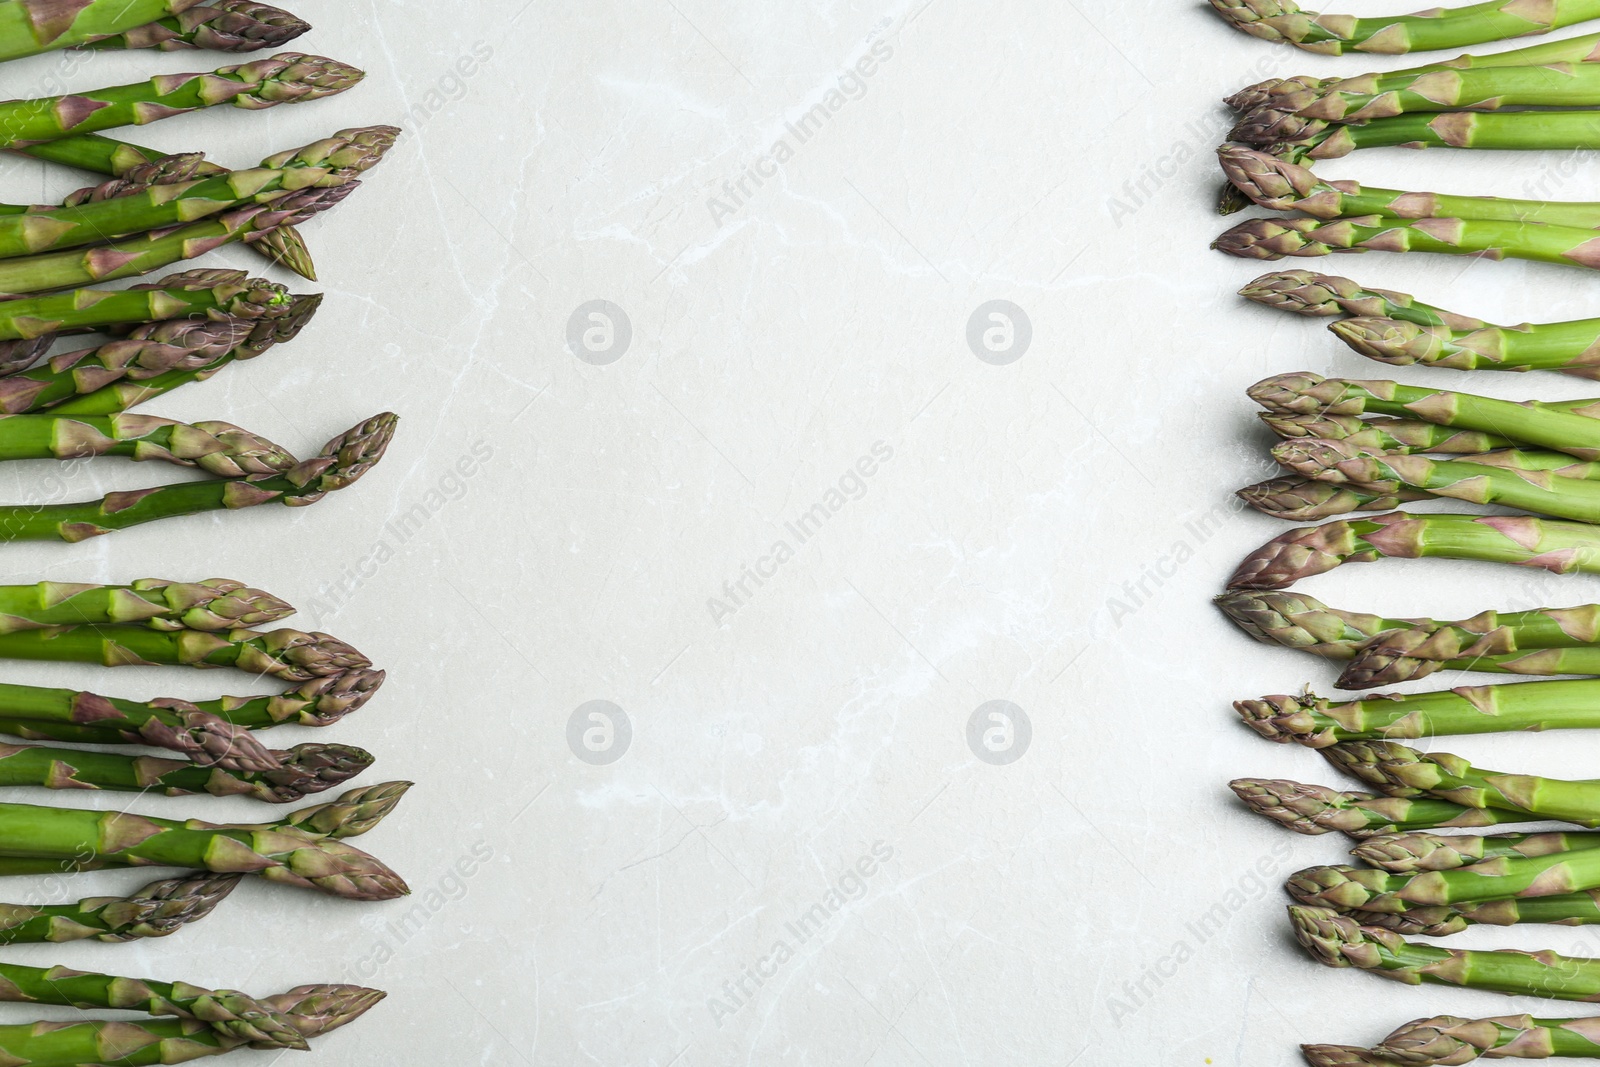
[1,1,1597,1063]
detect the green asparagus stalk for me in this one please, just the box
[1273,109,1600,162]
[1279,438,1600,483]
[0,870,239,943]
[0,798,407,899]
[0,983,384,1063]
[1237,680,1600,747]
[81,0,310,53]
[1248,372,1600,460]
[1352,1014,1600,1065]
[0,52,361,150]
[1339,626,1600,687]
[0,961,303,1048]
[1230,513,1600,589]
[0,413,295,475]
[1353,892,1600,937]
[0,623,368,680]
[0,267,293,342]
[1239,269,1484,325]
[0,181,355,297]
[0,579,291,632]
[1291,845,1600,911]
[0,127,394,262]
[0,783,414,879]
[1325,739,1600,826]
[1216,589,1412,659]
[0,669,384,754]
[1291,902,1600,1001]
[1331,313,1600,376]
[0,739,372,801]
[1355,830,1600,874]
[0,0,207,60]
[1232,777,1527,836]
[1222,143,1600,232]
[0,411,397,541]
[1261,412,1520,453]
[1208,0,1600,55]
[1237,476,1432,520]
[1215,213,1600,272]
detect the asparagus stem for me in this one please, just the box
[80,0,310,53]
[0,870,239,943]
[1215,213,1600,272]
[1209,0,1600,55]
[0,624,369,681]
[1354,830,1600,874]
[0,267,294,342]
[1231,777,1527,836]
[0,0,208,60]
[0,579,290,631]
[1237,476,1432,520]
[0,739,372,802]
[1261,412,1521,454]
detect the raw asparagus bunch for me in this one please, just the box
[1356,830,1600,874]
[0,624,369,680]
[81,1,310,53]
[0,984,383,1064]
[0,126,395,262]
[0,410,397,541]
[0,579,292,632]
[1231,777,1527,836]
[1208,0,1600,55]
[1237,476,1431,520]
[1291,903,1600,1000]
[0,669,383,756]
[0,960,305,1048]
[1249,373,1600,460]
[0,798,407,900]
[0,739,372,801]
[1215,213,1600,271]
[0,52,361,150]
[1237,680,1600,747]
[0,870,239,943]
[1324,739,1600,826]
[1228,508,1600,591]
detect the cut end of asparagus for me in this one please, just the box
[96,871,243,941]
[1230,777,1352,835]
[1227,520,1361,590]
[261,983,386,1042]
[280,412,399,503]
[1289,905,1392,969]
[1235,693,1333,745]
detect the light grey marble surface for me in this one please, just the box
[8,2,1600,1064]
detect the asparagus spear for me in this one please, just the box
[1216,589,1411,659]
[1359,1014,1600,1065]
[0,960,305,1048]
[0,413,294,475]
[1231,777,1525,836]
[0,669,384,754]
[0,266,293,342]
[1278,438,1600,484]
[0,579,290,632]
[1355,830,1600,874]
[1222,143,1600,233]
[1341,627,1600,687]
[0,984,383,1063]
[1248,372,1600,460]
[0,181,355,297]
[0,411,397,541]
[0,739,371,801]
[1261,412,1520,454]
[1291,902,1600,1001]
[0,799,406,899]
[0,623,368,680]
[0,127,394,263]
[1239,269,1481,325]
[1208,0,1600,54]
[1291,845,1600,912]
[0,870,238,943]
[1214,213,1600,272]
[1237,476,1432,520]
[81,0,309,52]
[1237,680,1600,747]
[1325,739,1600,826]
[0,0,207,60]
[0,52,361,150]
[1330,313,1600,376]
